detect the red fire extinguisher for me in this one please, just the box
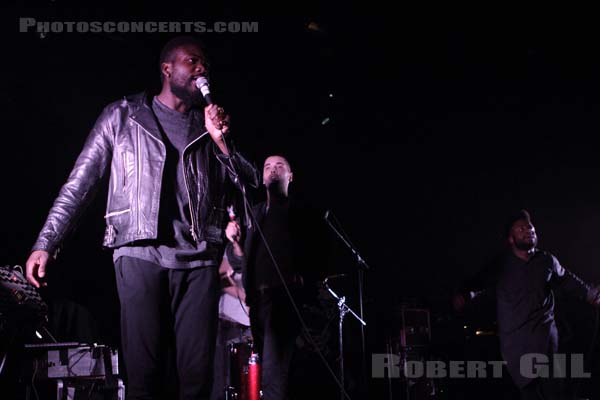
[247,352,261,400]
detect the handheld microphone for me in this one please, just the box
[227,205,236,221]
[195,76,213,105]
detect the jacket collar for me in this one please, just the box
[127,92,164,143]
[127,92,207,145]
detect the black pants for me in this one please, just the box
[115,256,219,400]
[250,287,301,400]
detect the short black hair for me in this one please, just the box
[504,209,532,238]
[263,154,292,171]
[158,36,207,80]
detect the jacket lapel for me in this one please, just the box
[129,94,165,143]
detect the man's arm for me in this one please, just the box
[550,255,600,306]
[204,105,259,190]
[214,142,259,193]
[453,256,501,312]
[205,104,230,156]
[224,220,246,273]
[26,105,115,287]
[219,255,246,303]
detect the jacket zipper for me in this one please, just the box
[122,152,127,188]
[182,131,209,243]
[136,127,142,235]
[129,117,165,238]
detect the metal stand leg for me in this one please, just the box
[55,379,63,400]
[339,297,346,400]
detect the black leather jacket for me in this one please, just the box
[33,92,258,256]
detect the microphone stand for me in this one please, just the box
[324,211,370,397]
[324,277,366,400]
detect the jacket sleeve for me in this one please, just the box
[214,138,260,190]
[32,105,116,257]
[549,255,596,303]
[457,255,502,304]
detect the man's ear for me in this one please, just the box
[507,235,514,246]
[288,172,294,183]
[161,62,172,79]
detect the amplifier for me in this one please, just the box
[393,307,431,348]
[24,342,119,379]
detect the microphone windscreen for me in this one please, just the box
[195,76,213,105]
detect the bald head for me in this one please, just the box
[263,155,293,195]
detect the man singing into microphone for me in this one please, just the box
[25,36,259,399]
[224,155,331,400]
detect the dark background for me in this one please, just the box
[3,3,600,399]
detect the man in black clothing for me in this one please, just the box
[454,210,600,400]
[225,155,329,400]
[25,36,258,399]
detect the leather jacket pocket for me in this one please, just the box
[103,208,131,246]
[121,150,135,190]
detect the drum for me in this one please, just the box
[226,339,261,400]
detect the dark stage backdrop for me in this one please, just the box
[3,4,600,398]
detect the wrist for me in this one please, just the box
[233,243,243,256]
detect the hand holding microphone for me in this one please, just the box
[225,205,244,256]
[196,77,230,140]
[225,206,241,243]
[205,105,230,135]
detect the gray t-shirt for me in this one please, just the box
[113,97,219,268]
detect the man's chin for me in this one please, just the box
[189,92,205,107]
[182,93,204,108]
[516,241,536,251]
[265,180,286,192]
[171,86,204,108]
